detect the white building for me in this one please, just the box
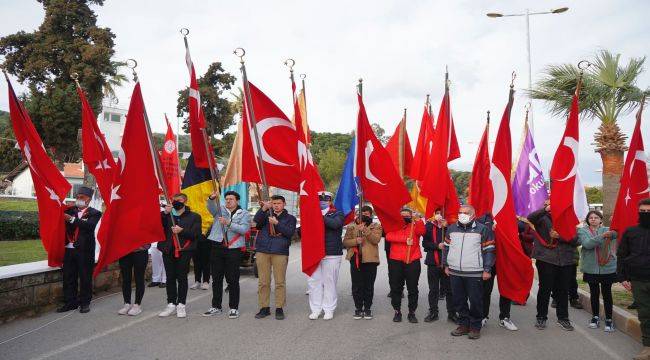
[5,162,84,200]
[98,99,127,156]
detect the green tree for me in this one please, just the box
[371,123,388,144]
[317,147,347,193]
[530,50,648,223]
[450,169,471,202]
[0,0,119,165]
[309,132,353,165]
[0,110,22,173]
[177,62,237,139]
[585,186,604,204]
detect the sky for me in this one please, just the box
[1,0,649,186]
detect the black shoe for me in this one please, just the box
[387,292,391,298]
[448,313,459,324]
[557,319,574,331]
[255,307,271,319]
[159,283,166,288]
[56,303,78,313]
[551,300,557,308]
[354,309,363,320]
[363,309,373,320]
[569,298,583,309]
[424,311,439,323]
[535,318,547,330]
[439,293,446,301]
[147,282,160,288]
[275,308,285,320]
[407,312,418,324]
[628,302,638,310]
[79,304,90,313]
[393,311,402,322]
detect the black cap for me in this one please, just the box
[76,186,94,198]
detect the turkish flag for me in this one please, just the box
[550,90,589,241]
[385,113,413,178]
[491,88,533,304]
[77,86,116,202]
[420,90,461,219]
[184,37,209,168]
[410,104,435,181]
[355,94,411,232]
[469,120,493,218]
[611,103,649,233]
[160,115,181,198]
[94,83,165,276]
[292,79,325,276]
[7,77,71,267]
[241,82,300,192]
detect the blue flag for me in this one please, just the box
[334,137,359,222]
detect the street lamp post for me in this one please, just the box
[487,7,569,136]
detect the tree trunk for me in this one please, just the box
[600,149,624,225]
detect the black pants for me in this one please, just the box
[450,275,484,330]
[163,251,193,305]
[62,248,94,306]
[536,260,572,320]
[193,239,211,283]
[427,265,453,314]
[482,273,513,320]
[588,281,613,319]
[119,250,148,305]
[210,245,242,309]
[350,257,378,311]
[388,259,420,312]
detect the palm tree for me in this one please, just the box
[102,60,129,104]
[531,50,648,223]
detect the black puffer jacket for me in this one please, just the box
[158,207,202,254]
[527,208,578,266]
[323,209,345,256]
[617,224,650,281]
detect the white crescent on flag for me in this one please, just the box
[254,117,295,167]
[558,137,579,181]
[364,140,385,185]
[633,150,650,195]
[490,163,507,216]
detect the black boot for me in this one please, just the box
[407,312,418,324]
[393,311,402,322]
[424,310,439,323]
[255,307,271,319]
[275,308,285,320]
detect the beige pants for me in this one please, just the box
[256,252,288,308]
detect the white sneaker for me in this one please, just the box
[201,282,210,290]
[481,318,488,327]
[127,304,142,316]
[323,312,334,320]
[118,303,131,315]
[228,309,240,319]
[308,311,321,320]
[190,282,200,290]
[498,317,518,331]
[176,304,187,318]
[158,303,176,317]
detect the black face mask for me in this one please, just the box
[640,212,650,228]
[361,215,373,225]
[403,217,412,224]
[172,201,185,211]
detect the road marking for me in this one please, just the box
[29,257,301,360]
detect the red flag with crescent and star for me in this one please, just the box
[241,82,300,191]
[160,115,181,198]
[183,36,210,168]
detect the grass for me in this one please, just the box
[0,239,47,266]
[0,198,38,211]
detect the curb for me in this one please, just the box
[577,287,641,342]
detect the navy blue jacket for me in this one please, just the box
[254,208,297,256]
[323,209,345,256]
[422,221,445,267]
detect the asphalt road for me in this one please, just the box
[0,243,641,360]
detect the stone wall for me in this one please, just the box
[0,260,151,324]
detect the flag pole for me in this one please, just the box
[356,78,365,268]
[126,59,182,258]
[300,73,311,147]
[399,108,406,179]
[181,29,229,241]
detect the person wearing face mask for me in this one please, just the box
[443,204,495,340]
[57,186,102,314]
[307,191,345,320]
[618,198,650,360]
[343,205,383,320]
[577,210,617,332]
[202,190,251,319]
[527,200,579,331]
[385,208,426,323]
[157,193,201,318]
[422,209,454,323]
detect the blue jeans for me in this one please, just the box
[450,275,484,330]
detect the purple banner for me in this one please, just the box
[512,126,549,217]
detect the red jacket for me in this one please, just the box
[386,220,426,264]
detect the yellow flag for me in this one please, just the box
[409,182,428,215]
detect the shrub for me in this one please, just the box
[0,211,40,240]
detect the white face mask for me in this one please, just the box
[458,214,472,225]
[434,214,443,221]
[75,199,87,208]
